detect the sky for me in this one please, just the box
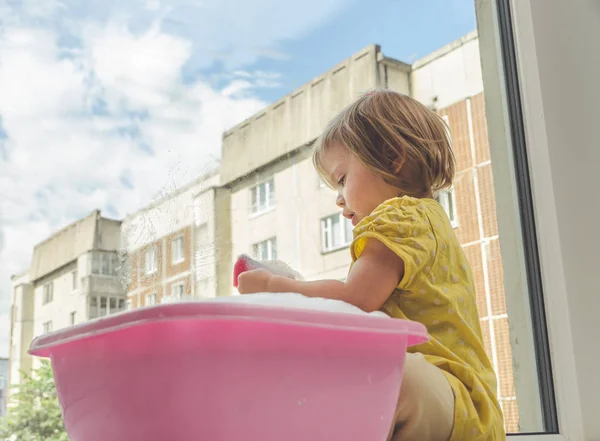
[0,0,476,358]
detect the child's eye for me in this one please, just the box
[337,176,346,186]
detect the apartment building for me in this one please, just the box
[7,271,34,400]
[220,33,518,431]
[0,357,8,416]
[7,210,126,395]
[121,169,223,307]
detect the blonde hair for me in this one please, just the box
[313,89,455,198]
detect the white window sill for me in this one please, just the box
[321,244,351,255]
[249,206,276,219]
[172,258,185,265]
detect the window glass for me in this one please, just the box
[3,0,557,436]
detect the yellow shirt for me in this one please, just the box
[351,196,505,440]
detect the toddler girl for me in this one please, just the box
[237,89,505,441]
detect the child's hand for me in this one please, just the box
[237,269,273,294]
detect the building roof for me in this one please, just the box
[123,165,220,222]
[30,210,120,282]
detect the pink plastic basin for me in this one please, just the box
[29,300,428,441]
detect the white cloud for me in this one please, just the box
[0,0,349,358]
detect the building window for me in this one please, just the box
[89,296,98,318]
[42,283,53,304]
[91,252,119,276]
[146,293,157,306]
[172,236,185,264]
[144,246,158,275]
[253,238,277,261]
[43,321,53,334]
[72,270,78,290]
[89,296,127,319]
[442,114,450,128]
[70,311,76,325]
[321,213,353,253]
[125,299,132,311]
[250,178,275,214]
[172,283,185,299]
[100,297,108,316]
[436,188,458,228]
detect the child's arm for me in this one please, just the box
[237,239,404,312]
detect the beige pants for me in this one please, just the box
[387,353,455,441]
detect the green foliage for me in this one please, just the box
[0,361,68,441]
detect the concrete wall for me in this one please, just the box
[193,185,217,298]
[410,31,483,109]
[193,184,233,298]
[214,187,233,297]
[30,210,100,281]
[32,262,80,338]
[97,218,122,251]
[221,45,383,186]
[8,272,34,395]
[379,57,411,95]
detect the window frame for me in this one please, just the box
[72,270,78,290]
[494,0,558,432]
[42,321,53,334]
[435,188,458,228]
[252,237,277,261]
[475,0,595,438]
[144,246,158,275]
[171,235,185,265]
[171,282,185,299]
[88,295,125,318]
[42,282,53,305]
[249,177,276,216]
[478,0,559,435]
[504,0,595,438]
[91,251,119,277]
[146,293,157,306]
[320,213,353,253]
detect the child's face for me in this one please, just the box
[321,143,399,226]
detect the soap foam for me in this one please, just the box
[202,293,389,318]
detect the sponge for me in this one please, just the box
[233,254,303,288]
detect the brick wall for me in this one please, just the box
[126,226,193,308]
[441,92,518,433]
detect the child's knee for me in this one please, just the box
[389,353,454,441]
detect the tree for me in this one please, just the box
[0,361,68,441]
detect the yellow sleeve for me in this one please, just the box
[351,199,436,289]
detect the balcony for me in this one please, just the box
[81,275,126,296]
